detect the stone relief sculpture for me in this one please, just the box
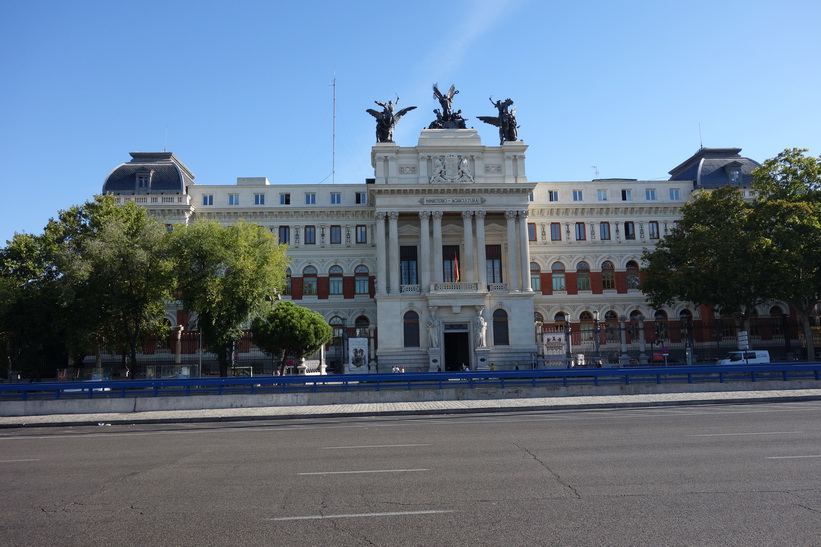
[366,97,417,143]
[429,154,473,183]
[478,97,519,144]
[427,307,441,348]
[428,84,467,129]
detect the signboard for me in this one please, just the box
[543,332,569,365]
[347,337,369,372]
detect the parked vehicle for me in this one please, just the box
[717,350,770,365]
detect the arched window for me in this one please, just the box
[534,312,544,323]
[530,262,542,292]
[654,310,669,340]
[403,310,420,348]
[628,310,643,341]
[302,266,317,295]
[601,260,615,290]
[283,268,292,296]
[354,315,370,337]
[605,310,619,342]
[679,309,693,341]
[580,311,594,341]
[577,262,591,291]
[493,309,509,345]
[554,312,568,330]
[551,262,566,291]
[626,260,640,289]
[769,306,785,336]
[329,316,345,341]
[329,265,343,295]
[355,265,369,295]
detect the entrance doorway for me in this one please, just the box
[444,331,470,371]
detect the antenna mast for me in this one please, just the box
[331,74,336,184]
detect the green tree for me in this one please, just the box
[250,300,332,376]
[641,186,777,330]
[752,149,821,359]
[170,220,288,376]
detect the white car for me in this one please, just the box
[717,350,770,364]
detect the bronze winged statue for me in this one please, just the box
[478,97,519,144]
[428,83,467,129]
[366,97,416,143]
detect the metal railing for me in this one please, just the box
[1,363,819,402]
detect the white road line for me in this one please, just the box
[688,431,803,437]
[267,510,453,521]
[298,468,430,476]
[320,443,430,449]
[0,459,40,463]
[765,455,821,459]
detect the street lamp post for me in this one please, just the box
[593,310,602,366]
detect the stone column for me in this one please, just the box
[518,210,532,291]
[461,210,474,283]
[432,211,444,284]
[505,211,520,291]
[619,315,630,365]
[475,211,487,289]
[419,211,431,293]
[375,212,387,296]
[388,211,399,294]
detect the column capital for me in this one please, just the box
[519,209,529,218]
[505,210,517,220]
[375,211,386,220]
[474,210,486,220]
[432,211,444,220]
[461,210,473,220]
[389,211,399,221]
[419,210,430,220]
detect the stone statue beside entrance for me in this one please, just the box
[427,307,441,348]
[475,307,487,348]
[366,97,417,143]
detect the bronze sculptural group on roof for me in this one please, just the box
[366,84,520,145]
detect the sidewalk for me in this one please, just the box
[2,388,821,428]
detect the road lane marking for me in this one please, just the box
[765,455,821,459]
[267,510,453,521]
[320,443,430,449]
[687,431,803,437]
[298,469,429,475]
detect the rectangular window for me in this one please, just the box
[646,189,656,201]
[279,193,290,205]
[355,192,367,204]
[355,273,369,295]
[137,174,149,188]
[599,222,611,240]
[330,225,341,244]
[548,190,559,202]
[485,245,503,283]
[277,226,290,244]
[304,225,316,245]
[622,189,632,201]
[527,223,537,241]
[355,225,367,244]
[669,188,681,200]
[202,194,213,206]
[649,221,660,239]
[329,278,343,295]
[400,246,418,285]
[573,190,583,201]
[575,222,586,240]
[550,222,561,241]
[303,278,317,296]
[254,193,265,205]
[624,221,636,240]
[443,245,460,282]
[228,194,239,206]
[305,192,316,205]
[330,192,341,204]
[552,272,566,292]
[597,189,608,201]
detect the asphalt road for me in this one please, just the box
[1,401,820,546]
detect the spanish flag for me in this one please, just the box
[454,254,460,281]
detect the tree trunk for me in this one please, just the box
[800,314,816,361]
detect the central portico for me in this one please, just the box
[370,128,538,371]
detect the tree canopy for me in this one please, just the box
[250,300,333,376]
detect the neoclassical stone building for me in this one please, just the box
[103,129,769,372]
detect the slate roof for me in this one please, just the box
[668,148,760,189]
[102,152,195,195]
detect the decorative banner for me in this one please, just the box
[348,337,369,372]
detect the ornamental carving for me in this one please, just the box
[429,154,474,184]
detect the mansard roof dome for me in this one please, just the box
[102,152,195,195]
[668,147,760,189]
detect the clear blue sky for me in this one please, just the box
[2,0,819,243]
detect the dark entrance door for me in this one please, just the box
[444,332,470,371]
